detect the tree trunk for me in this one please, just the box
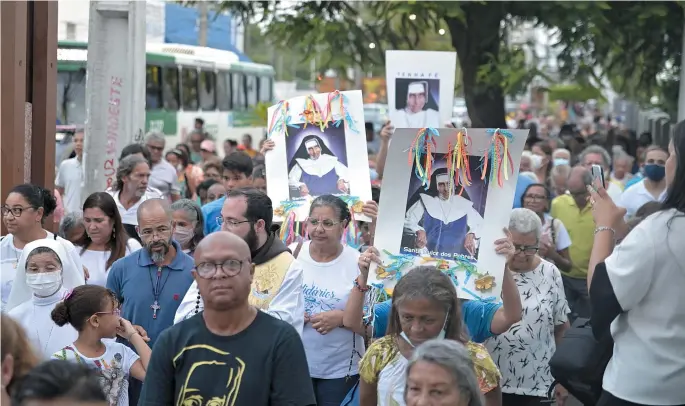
[445,3,507,128]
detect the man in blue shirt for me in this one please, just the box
[107,198,195,405]
[202,152,254,235]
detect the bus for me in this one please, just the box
[56,40,275,148]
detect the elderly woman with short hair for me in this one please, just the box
[405,339,484,406]
[485,208,571,406]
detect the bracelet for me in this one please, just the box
[353,277,370,292]
[594,226,615,237]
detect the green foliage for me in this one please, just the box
[546,84,605,102]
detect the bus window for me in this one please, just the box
[56,70,87,125]
[181,67,199,111]
[162,67,180,111]
[199,70,216,111]
[259,76,272,103]
[146,65,162,110]
[217,71,231,111]
[246,75,258,108]
[232,72,245,111]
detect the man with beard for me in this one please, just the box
[106,198,195,405]
[140,232,315,406]
[175,188,304,336]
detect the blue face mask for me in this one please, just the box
[399,310,449,348]
[554,158,570,167]
[643,164,665,181]
[370,168,379,181]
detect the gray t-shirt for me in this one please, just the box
[150,159,181,200]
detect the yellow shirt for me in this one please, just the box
[550,194,595,279]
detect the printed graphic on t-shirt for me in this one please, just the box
[303,283,340,316]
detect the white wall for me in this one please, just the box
[57,0,165,43]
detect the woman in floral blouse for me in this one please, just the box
[358,266,502,406]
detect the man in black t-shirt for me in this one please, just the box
[139,232,315,406]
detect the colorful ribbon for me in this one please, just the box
[267,100,291,139]
[481,128,515,187]
[407,128,440,190]
[275,200,303,245]
[326,90,359,134]
[300,95,327,132]
[446,128,472,197]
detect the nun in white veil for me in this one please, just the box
[7,239,85,358]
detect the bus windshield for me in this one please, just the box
[57,70,86,125]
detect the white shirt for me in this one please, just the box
[55,157,83,214]
[174,257,305,336]
[485,259,570,397]
[289,241,364,379]
[393,108,440,128]
[79,239,142,287]
[106,187,164,226]
[404,194,483,236]
[9,288,79,359]
[606,181,623,204]
[542,213,572,251]
[602,209,685,405]
[150,159,181,200]
[52,340,139,406]
[0,233,84,312]
[617,179,667,219]
[288,154,349,189]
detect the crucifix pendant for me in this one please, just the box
[151,301,160,319]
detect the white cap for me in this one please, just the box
[408,82,427,95]
[436,173,450,184]
[305,139,319,149]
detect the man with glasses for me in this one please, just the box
[106,198,195,405]
[141,232,315,406]
[176,188,304,336]
[145,132,181,202]
[550,166,594,319]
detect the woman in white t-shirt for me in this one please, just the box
[51,284,151,406]
[587,123,685,406]
[74,192,141,287]
[1,184,85,311]
[288,194,377,406]
[521,183,573,273]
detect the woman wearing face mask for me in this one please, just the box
[74,193,142,287]
[6,239,85,358]
[288,194,378,406]
[170,199,204,256]
[531,140,553,185]
[1,314,39,403]
[616,146,669,219]
[1,184,85,311]
[357,267,502,406]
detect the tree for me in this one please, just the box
[206,1,680,127]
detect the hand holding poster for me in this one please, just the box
[265,91,373,235]
[371,127,528,300]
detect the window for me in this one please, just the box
[199,70,216,110]
[56,70,87,125]
[245,75,258,108]
[162,67,180,110]
[66,22,76,40]
[216,71,231,111]
[232,72,245,110]
[259,76,272,103]
[145,65,162,110]
[181,67,199,111]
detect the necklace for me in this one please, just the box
[32,304,56,355]
[148,266,171,320]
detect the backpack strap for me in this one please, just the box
[293,240,304,259]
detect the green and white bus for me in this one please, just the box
[57,40,275,147]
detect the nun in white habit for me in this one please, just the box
[287,134,350,197]
[394,81,441,128]
[403,170,484,257]
[7,238,85,359]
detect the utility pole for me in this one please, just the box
[82,0,146,202]
[198,1,208,47]
[678,18,685,121]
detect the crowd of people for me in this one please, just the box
[1,113,684,406]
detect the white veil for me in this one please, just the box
[6,238,86,312]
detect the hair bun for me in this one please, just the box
[50,302,70,327]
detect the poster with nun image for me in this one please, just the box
[265,90,373,222]
[386,51,457,129]
[372,128,529,300]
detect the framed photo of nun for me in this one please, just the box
[265,90,373,222]
[386,51,457,129]
[372,128,529,300]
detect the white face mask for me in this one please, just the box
[531,154,544,170]
[26,271,62,297]
[173,226,195,246]
[400,310,450,348]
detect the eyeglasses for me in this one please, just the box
[146,144,164,152]
[139,225,172,238]
[513,244,539,255]
[216,217,251,228]
[196,259,245,278]
[95,308,121,317]
[1,205,35,218]
[306,218,341,230]
[524,194,547,202]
